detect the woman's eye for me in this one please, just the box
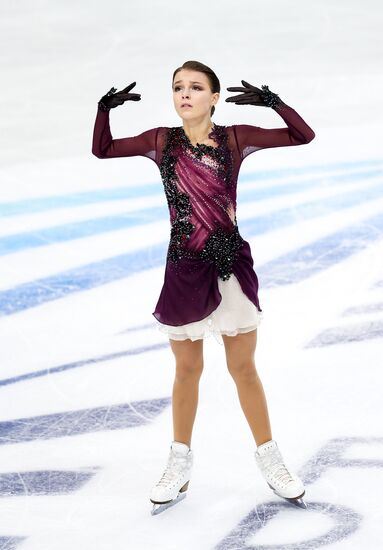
[173,86,202,91]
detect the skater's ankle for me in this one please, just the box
[256,437,273,447]
[173,439,191,449]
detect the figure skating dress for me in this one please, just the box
[92,101,315,343]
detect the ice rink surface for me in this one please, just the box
[0,0,383,548]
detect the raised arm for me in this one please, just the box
[234,102,316,159]
[91,82,161,162]
[226,80,315,160]
[92,106,159,161]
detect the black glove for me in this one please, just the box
[226,80,283,108]
[98,82,141,112]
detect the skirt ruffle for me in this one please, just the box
[154,273,263,345]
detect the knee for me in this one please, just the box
[175,360,204,382]
[227,360,257,382]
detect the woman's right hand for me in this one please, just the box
[98,82,142,111]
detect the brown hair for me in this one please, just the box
[172,60,220,117]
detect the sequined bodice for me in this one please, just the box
[159,123,244,280]
[92,102,315,282]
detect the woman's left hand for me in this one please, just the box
[226,81,283,108]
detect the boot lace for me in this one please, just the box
[262,450,295,486]
[157,452,191,487]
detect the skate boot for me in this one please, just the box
[254,439,307,509]
[150,441,193,515]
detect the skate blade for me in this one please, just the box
[150,491,187,515]
[267,482,307,509]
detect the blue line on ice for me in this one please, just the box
[0,469,99,496]
[0,211,383,316]
[0,342,168,388]
[0,168,382,255]
[0,397,171,445]
[0,158,381,217]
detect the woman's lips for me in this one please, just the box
[181,105,192,108]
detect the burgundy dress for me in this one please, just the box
[92,101,315,340]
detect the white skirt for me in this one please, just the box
[154,273,264,345]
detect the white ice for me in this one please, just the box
[0,1,382,548]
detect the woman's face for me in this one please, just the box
[172,69,219,121]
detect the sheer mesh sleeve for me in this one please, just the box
[92,106,160,163]
[233,102,316,160]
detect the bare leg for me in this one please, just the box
[222,329,272,446]
[168,337,204,448]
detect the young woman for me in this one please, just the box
[92,60,315,515]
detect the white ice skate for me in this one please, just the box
[150,441,193,515]
[254,439,307,509]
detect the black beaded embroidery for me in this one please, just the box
[200,221,244,281]
[260,84,283,108]
[159,128,195,264]
[159,123,244,280]
[178,123,234,189]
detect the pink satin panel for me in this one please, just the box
[175,149,235,253]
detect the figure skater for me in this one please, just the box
[92,60,315,515]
